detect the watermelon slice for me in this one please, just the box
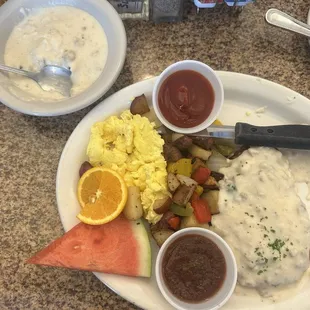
[27,216,151,277]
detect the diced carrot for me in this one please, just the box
[191,198,212,223]
[168,216,181,231]
[191,167,211,185]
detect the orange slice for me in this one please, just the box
[77,167,128,225]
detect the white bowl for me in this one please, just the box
[152,60,224,134]
[0,0,126,116]
[155,228,237,310]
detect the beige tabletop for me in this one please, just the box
[1,1,310,309]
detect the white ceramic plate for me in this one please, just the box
[56,72,310,310]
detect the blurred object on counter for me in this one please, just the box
[151,0,185,23]
[108,0,255,22]
[225,0,254,6]
[194,0,255,12]
[195,0,223,8]
[108,0,149,19]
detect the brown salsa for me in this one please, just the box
[162,234,226,303]
[158,70,215,128]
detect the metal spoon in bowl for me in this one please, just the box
[265,9,310,38]
[0,64,73,97]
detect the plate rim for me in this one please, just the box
[56,71,310,310]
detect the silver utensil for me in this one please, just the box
[0,64,73,97]
[265,8,310,38]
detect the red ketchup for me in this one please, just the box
[158,70,215,128]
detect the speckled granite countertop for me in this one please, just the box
[1,1,310,309]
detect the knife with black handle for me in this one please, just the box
[158,123,310,150]
[234,123,310,150]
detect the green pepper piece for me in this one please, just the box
[170,203,194,217]
[215,144,235,157]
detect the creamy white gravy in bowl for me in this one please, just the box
[4,6,108,101]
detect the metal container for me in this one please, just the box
[108,0,149,20]
[151,0,185,23]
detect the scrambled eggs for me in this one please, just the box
[87,110,168,224]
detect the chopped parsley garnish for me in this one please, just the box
[268,239,285,254]
[227,183,237,191]
[257,268,268,275]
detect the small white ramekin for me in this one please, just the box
[155,227,237,310]
[152,60,224,134]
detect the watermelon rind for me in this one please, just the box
[131,218,152,277]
